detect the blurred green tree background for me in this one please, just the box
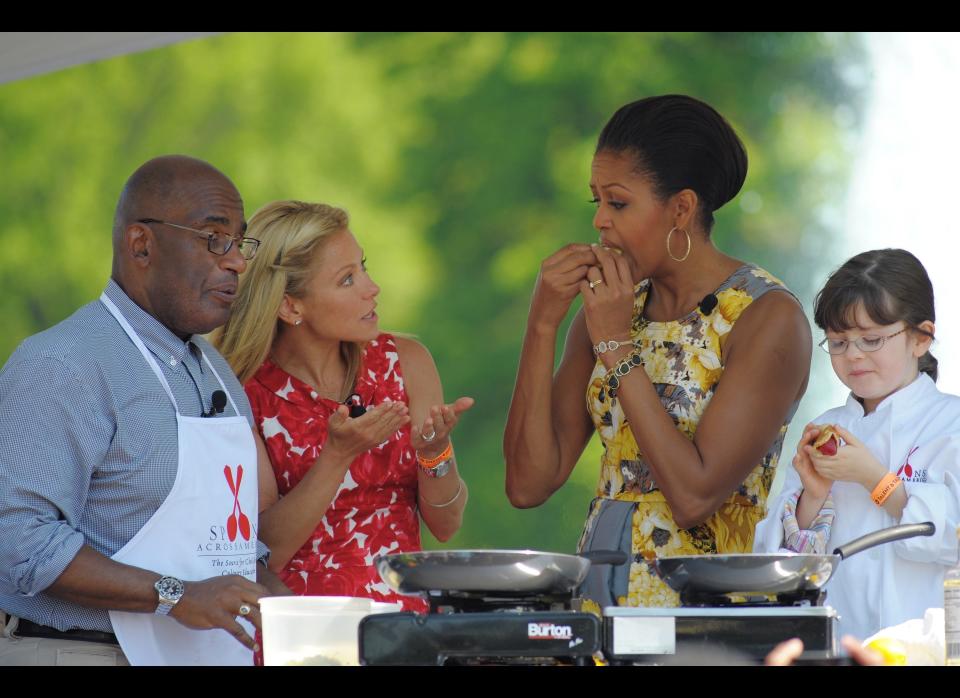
[0,32,868,552]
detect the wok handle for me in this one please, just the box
[833,521,935,559]
[580,550,629,566]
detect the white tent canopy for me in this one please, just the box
[0,32,221,85]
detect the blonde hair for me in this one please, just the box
[211,200,362,397]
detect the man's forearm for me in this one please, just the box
[45,545,161,612]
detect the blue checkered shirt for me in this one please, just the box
[0,279,266,632]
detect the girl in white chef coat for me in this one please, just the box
[754,248,960,641]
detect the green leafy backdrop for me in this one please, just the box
[0,32,867,552]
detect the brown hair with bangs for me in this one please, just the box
[813,248,937,381]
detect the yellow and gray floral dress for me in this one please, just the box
[576,264,798,611]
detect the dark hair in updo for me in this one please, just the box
[814,248,938,382]
[596,95,748,233]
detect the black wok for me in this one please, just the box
[375,549,627,595]
[652,522,935,596]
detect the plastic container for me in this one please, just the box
[260,596,402,666]
[945,526,960,665]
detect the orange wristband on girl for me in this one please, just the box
[417,442,453,469]
[871,472,902,506]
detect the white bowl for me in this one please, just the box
[260,595,402,666]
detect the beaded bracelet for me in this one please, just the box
[606,349,645,399]
[593,337,632,358]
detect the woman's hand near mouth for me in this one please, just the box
[529,243,598,332]
[579,243,636,367]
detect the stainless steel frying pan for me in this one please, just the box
[375,549,628,594]
[652,522,935,596]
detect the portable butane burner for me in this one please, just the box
[359,590,602,666]
[603,589,839,665]
[359,548,635,665]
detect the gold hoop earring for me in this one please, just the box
[666,226,691,263]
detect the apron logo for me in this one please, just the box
[224,465,252,542]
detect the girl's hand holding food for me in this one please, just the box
[794,423,834,501]
[808,425,889,492]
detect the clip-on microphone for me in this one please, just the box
[344,393,367,418]
[698,293,718,316]
[204,390,227,417]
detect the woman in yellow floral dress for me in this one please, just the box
[503,95,812,610]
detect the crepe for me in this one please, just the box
[813,424,841,456]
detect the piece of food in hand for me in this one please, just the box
[813,424,841,456]
[599,244,623,256]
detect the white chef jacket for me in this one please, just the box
[754,373,960,640]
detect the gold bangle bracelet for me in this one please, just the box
[419,478,464,508]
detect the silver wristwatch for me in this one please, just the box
[154,575,185,615]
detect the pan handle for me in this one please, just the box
[579,550,629,566]
[833,522,935,560]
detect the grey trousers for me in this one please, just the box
[0,610,129,666]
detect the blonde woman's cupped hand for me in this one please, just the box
[410,397,475,458]
[325,401,410,462]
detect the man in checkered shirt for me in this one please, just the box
[0,155,289,665]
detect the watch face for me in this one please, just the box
[156,576,184,601]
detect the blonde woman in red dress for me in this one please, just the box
[213,201,471,614]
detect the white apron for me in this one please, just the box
[101,294,257,666]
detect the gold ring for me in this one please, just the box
[588,278,604,289]
[238,604,252,616]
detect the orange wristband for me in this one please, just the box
[871,472,902,506]
[417,442,453,469]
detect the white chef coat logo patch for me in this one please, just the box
[896,446,928,483]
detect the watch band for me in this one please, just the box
[154,575,185,616]
[418,456,452,478]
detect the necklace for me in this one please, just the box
[271,355,346,401]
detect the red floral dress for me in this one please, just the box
[246,333,428,613]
